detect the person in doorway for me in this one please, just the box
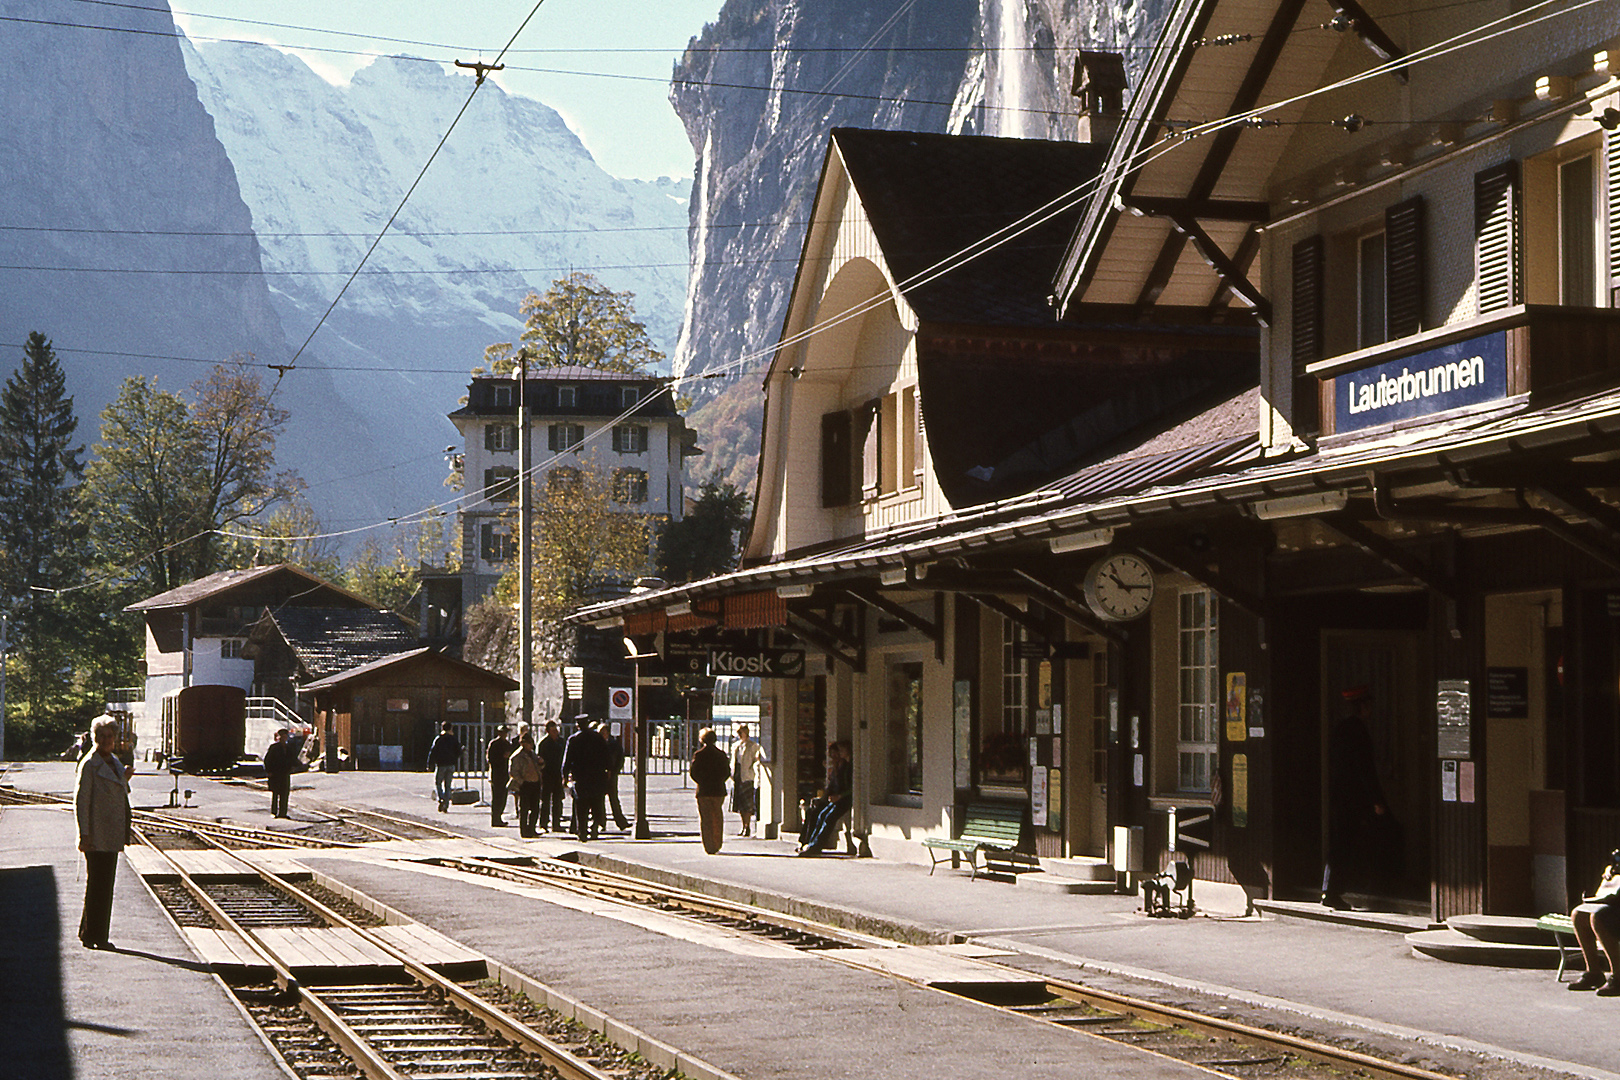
[603,726,631,832]
[75,717,133,950]
[1322,686,1389,909]
[537,720,565,831]
[262,728,298,819]
[427,721,462,812]
[507,730,543,838]
[798,741,853,856]
[486,725,513,827]
[690,727,730,854]
[1569,849,1620,993]
[730,724,765,837]
[562,715,608,841]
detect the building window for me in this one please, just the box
[612,424,648,454]
[492,383,513,408]
[1357,230,1387,349]
[904,386,924,489]
[879,392,899,495]
[557,385,577,408]
[483,466,518,503]
[1177,589,1219,794]
[612,467,648,504]
[547,467,581,495]
[886,661,924,798]
[1560,154,1598,306]
[480,523,514,562]
[548,422,584,452]
[821,410,852,507]
[485,423,516,452]
[622,386,641,408]
[980,616,1029,786]
[220,638,246,660]
[860,399,881,500]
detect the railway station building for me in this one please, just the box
[572,0,1620,925]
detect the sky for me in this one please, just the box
[171,0,727,181]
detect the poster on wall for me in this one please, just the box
[1048,766,1062,827]
[953,680,972,789]
[1224,672,1247,742]
[1436,679,1472,758]
[1231,753,1249,828]
[1052,702,1063,735]
[1441,759,1459,802]
[1031,766,1048,826]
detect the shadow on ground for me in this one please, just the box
[0,864,73,1080]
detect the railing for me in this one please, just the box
[105,687,144,714]
[246,696,307,730]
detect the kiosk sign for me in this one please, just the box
[708,648,805,677]
[1332,330,1507,434]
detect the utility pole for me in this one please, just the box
[517,353,534,731]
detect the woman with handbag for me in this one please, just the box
[507,731,543,838]
[1569,848,1620,993]
[730,724,765,838]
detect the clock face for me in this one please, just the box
[1083,553,1156,622]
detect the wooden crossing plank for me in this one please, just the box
[238,850,310,877]
[820,945,1043,986]
[371,923,485,967]
[124,846,172,877]
[170,850,251,877]
[182,928,271,972]
[254,927,399,970]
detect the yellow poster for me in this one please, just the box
[1224,672,1247,742]
[1232,753,1249,828]
[1049,767,1062,821]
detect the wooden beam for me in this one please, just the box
[842,587,942,643]
[1011,570,1126,645]
[786,612,863,673]
[1327,0,1409,82]
[1535,485,1620,548]
[1122,195,1270,221]
[1208,225,1262,315]
[1167,214,1271,326]
[966,593,1050,640]
[1138,545,1268,618]
[1318,515,1456,600]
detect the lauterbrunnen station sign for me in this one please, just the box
[1331,330,1508,435]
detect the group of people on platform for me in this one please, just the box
[484,716,632,841]
[686,726,849,858]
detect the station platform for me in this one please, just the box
[7,760,1620,1080]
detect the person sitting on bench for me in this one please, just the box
[797,741,852,856]
[1570,848,1620,994]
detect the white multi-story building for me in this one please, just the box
[448,366,700,611]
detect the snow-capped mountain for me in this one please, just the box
[181,40,691,527]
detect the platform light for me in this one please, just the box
[592,616,623,630]
[1253,490,1349,520]
[1049,527,1114,554]
[879,567,908,586]
[665,602,692,616]
[776,583,814,598]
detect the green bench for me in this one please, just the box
[923,802,1033,881]
[1537,913,1576,981]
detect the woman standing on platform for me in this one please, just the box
[730,724,765,837]
[508,730,543,838]
[75,716,133,950]
[690,727,730,854]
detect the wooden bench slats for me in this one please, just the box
[923,802,1031,881]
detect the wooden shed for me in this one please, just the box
[301,648,517,771]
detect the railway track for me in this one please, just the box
[129,820,652,1080]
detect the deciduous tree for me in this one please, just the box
[657,473,750,583]
[482,272,664,375]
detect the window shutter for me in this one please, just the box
[1290,235,1325,433]
[860,400,880,499]
[612,425,623,453]
[1475,161,1521,314]
[1384,197,1425,338]
[1608,129,1620,305]
[486,425,498,451]
[820,410,851,507]
[548,424,559,452]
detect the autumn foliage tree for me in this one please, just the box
[482,271,664,375]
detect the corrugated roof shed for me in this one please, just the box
[264,607,419,681]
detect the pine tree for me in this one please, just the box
[0,332,89,730]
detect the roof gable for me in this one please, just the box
[255,607,419,680]
[300,647,520,693]
[126,564,378,613]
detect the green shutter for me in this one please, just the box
[1385,197,1425,338]
[1475,162,1521,315]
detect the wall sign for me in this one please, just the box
[1486,667,1529,719]
[1031,766,1048,827]
[1436,679,1472,758]
[708,647,805,677]
[1332,330,1508,434]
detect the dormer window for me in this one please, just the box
[493,383,513,408]
[558,385,578,409]
[622,386,641,408]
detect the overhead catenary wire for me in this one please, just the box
[21,0,1609,586]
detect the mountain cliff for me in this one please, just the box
[673,0,1172,491]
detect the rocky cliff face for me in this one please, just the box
[672,0,1172,489]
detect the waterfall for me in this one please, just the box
[994,0,1028,138]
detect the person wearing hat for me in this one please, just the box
[562,714,609,841]
[486,724,513,827]
[1322,686,1389,909]
[537,720,566,832]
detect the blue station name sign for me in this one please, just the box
[1331,330,1508,434]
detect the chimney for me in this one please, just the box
[1072,51,1127,145]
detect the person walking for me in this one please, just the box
[537,720,565,832]
[507,731,544,838]
[427,721,463,813]
[262,727,297,819]
[691,727,730,855]
[562,716,608,841]
[75,716,133,950]
[604,727,631,832]
[730,724,765,837]
[486,725,513,827]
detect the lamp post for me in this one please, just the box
[624,636,657,839]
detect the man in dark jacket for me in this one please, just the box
[263,728,298,819]
[427,721,462,813]
[562,716,608,841]
[603,728,631,832]
[486,725,513,827]
[537,720,565,831]
[690,727,730,854]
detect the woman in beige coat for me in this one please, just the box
[74,716,132,950]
